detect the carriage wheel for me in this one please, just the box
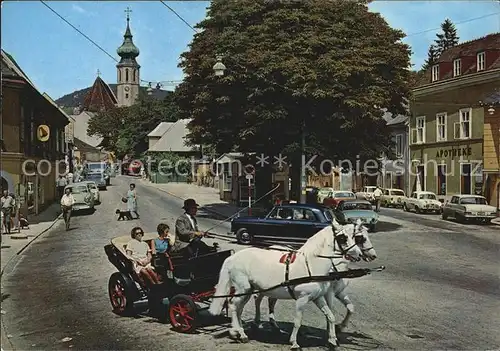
[108,272,137,316]
[169,294,198,333]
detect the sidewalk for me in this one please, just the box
[1,202,62,351]
[1,203,62,276]
[141,180,269,219]
[492,217,500,226]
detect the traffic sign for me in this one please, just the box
[244,164,255,175]
[37,125,50,142]
[245,174,253,180]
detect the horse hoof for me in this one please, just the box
[229,330,240,340]
[239,335,249,343]
[290,346,301,351]
[327,340,340,350]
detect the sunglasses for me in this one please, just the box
[135,231,144,235]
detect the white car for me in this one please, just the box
[403,191,443,214]
[80,181,100,204]
[317,187,334,203]
[64,183,95,213]
[381,188,406,208]
[442,195,497,224]
[355,186,377,203]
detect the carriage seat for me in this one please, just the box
[111,232,158,258]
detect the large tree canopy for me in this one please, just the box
[87,93,179,158]
[176,0,412,164]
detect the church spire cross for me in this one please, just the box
[97,69,101,77]
[125,7,132,22]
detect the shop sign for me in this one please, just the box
[435,147,472,159]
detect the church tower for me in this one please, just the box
[116,7,140,107]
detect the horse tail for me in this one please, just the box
[208,255,233,315]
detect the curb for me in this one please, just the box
[0,214,62,278]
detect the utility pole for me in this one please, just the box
[300,120,307,203]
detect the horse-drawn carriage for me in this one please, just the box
[104,233,233,332]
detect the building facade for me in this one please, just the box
[1,50,70,215]
[482,91,500,209]
[381,113,409,194]
[409,33,500,201]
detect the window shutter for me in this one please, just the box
[454,122,461,139]
[411,128,417,144]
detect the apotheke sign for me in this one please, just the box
[435,146,472,159]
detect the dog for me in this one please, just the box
[19,214,29,229]
[116,209,133,221]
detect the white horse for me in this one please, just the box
[257,221,378,336]
[208,222,363,350]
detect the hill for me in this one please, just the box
[55,84,172,109]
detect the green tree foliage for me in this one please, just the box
[175,0,412,165]
[434,18,459,56]
[146,151,193,176]
[87,93,179,158]
[421,45,439,70]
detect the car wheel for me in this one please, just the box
[442,212,448,220]
[236,228,253,245]
[369,224,376,232]
[415,206,421,214]
[403,204,408,212]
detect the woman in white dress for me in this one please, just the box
[126,227,161,285]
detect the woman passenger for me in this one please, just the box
[126,226,161,285]
[155,223,171,254]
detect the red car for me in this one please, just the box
[323,190,356,209]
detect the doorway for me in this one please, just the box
[461,163,471,195]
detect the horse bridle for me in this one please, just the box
[316,226,358,259]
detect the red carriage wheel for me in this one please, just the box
[169,294,198,333]
[108,272,137,316]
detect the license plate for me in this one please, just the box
[478,212,484,215]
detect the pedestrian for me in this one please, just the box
[1,190,15,234]
[60,188,75,231]
[126,183,139,219]
[56,175,67,199]
[373,186,383,212]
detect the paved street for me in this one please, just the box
[1,176,499,351]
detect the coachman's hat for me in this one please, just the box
[183,198,199,210]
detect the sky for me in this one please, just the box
[1,1,499,100]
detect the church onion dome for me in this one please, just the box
[117,18,139,59]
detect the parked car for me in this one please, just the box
[333,199,379,232]
[85,172,107,190]
[80,181,100,204]
[355,186,378,203]
[317,187,334,203]
[442,195,497,223]
[229,203,335,245]
[323,190,356,209]
[64,183,95,213]
[403,191,442,214]
[380,188,406,208]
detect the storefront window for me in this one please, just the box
[437,164,446,195]
[461,163,472,195]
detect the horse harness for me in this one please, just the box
[281,226,356,300]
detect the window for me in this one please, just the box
[450,196,458,204]
[395,134,403,157]
[477,52,485,71]
[453,59,461,77]
[125,69,129,82]
[437,164,446,195]
[222,169,232,191]
[431,65,439,82]
[118,70,121,82]
[268,207,293,219]
[461,164,471,195]
[436,113,447,142]
[125,93,129,99]
[460,197,487,205]
[455,109,471,139]
[291,209,316,221]
[412,116,426,144]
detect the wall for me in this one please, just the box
[483,111,500,172]
[3,87,21,153]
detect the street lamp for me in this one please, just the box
[488,106,495,115]
[213,55,307,203]
[213,56,226,77]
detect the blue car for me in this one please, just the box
[333,199,379,232]
[229,203,335,245]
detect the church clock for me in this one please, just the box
[124,86,130,92]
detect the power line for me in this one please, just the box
[159,1,198,33]
[39,0,118,63]
[405,12,500,37]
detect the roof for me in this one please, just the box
[81,76,118,112]
[42,93,71,125]
[73,137,100,152]
[416,33,500,86]
[438,33,500,63]
[147,119,197,152]
[281,203,332,210]
[339,199,372,204]
[147,122,175,137]
[70,111,103,148]
[1,50,35,86]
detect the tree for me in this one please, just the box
[175,0,412,166]
[434,18,459,55]
[87,93,179,158]
[421,45,438,70]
